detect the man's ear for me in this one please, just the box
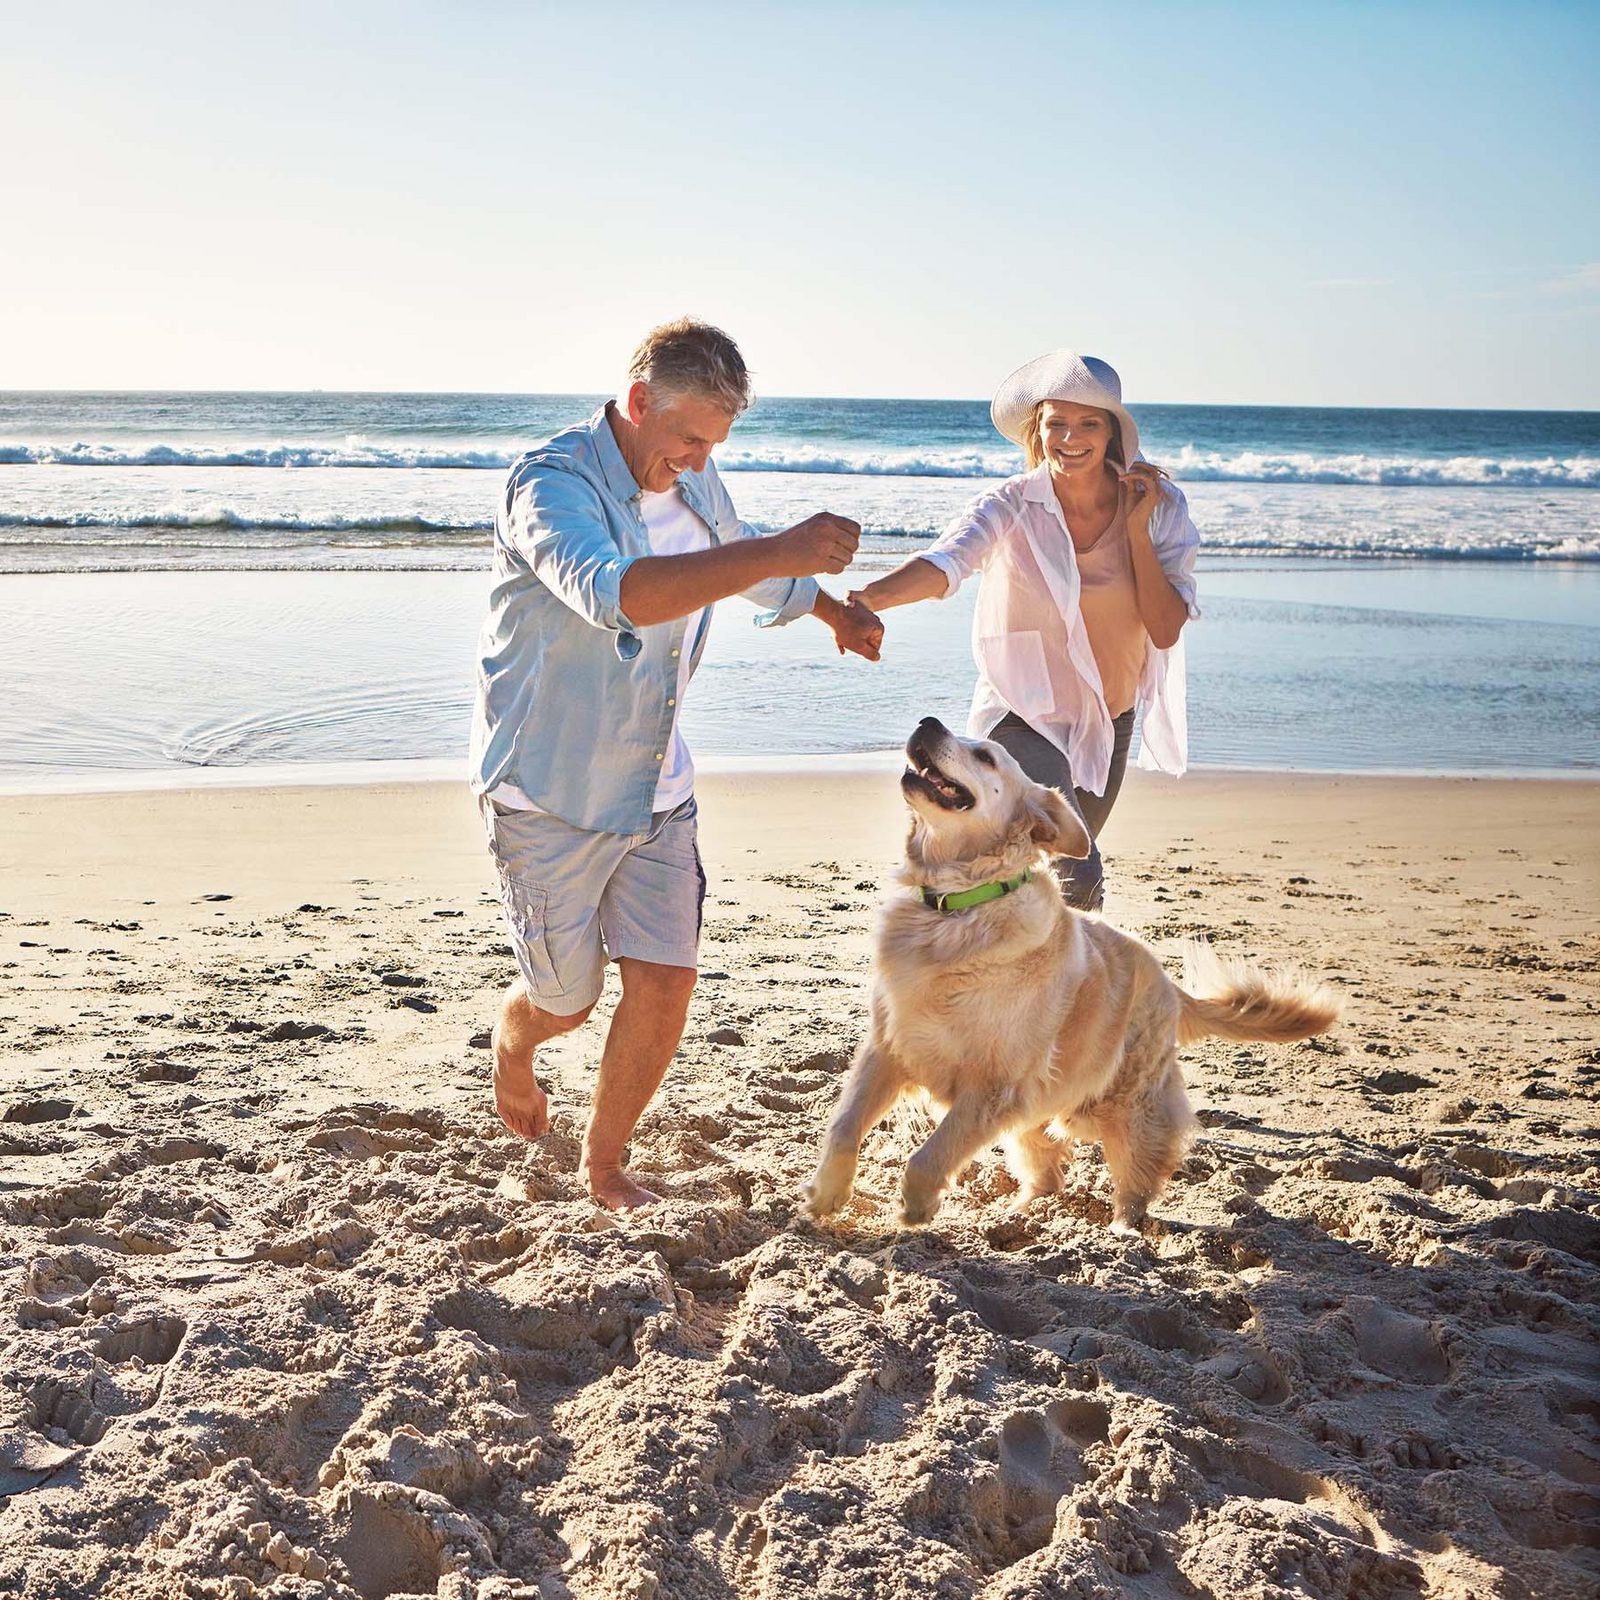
[1027,786,1091,859]
[624,380,651,426]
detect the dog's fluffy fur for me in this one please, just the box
[803,718,1341,1230]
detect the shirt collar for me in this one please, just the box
[1020,462,1057,504]
[589,402,719,521]
[591,403,645,503]
[676,470,712,523]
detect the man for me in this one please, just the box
[470,318,884,1209]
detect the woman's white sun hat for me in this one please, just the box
[990,350,1140,470]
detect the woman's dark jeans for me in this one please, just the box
[988,710,1136,911]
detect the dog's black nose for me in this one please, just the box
[913,716,948,739]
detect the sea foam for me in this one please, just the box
[4,437,1598,488]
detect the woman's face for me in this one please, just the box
[1038,401,1116,480]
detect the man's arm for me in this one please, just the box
[511,462,639,634]
[618,513,860,627]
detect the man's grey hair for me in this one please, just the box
[627,317,752,417]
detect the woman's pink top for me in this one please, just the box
[1074,507,1148,719]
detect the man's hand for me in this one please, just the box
[830,595,884,661]
[769,512,861,577]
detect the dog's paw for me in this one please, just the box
[898,1182,941,1228]
[802,1149,862,1220]
[800,1175,850,1221]
[899,1159,946,1227]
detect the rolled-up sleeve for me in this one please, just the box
[921,492,1005,597]
[736,522,820,627]
[1151,484,1202,619]
[504,459,642,653]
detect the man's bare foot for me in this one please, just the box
[579,1161,662,1211]
[492,1022,550,1140]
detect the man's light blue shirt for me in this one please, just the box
[470,407,819,835]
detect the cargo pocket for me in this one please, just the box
[495,869,566,1003]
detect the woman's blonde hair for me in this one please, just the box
[1020,402,1162,477]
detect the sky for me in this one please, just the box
[2,0,1596,406]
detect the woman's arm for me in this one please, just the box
[850,488,1006,612]
[1121,466,1191,650]
[849,556,949,613]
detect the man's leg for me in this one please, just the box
[579,957,697,1210]
[582,797,706,1209]
[480,797,614,1142]
[492,979,595,1139]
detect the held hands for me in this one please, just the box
[1119,462,1166,538]
[772,512,861,578]
[830,594,884,661]
[780,514,881,660]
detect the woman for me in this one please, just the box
[851,351,1200,909]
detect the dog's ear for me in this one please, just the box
[1027,786,1091,859]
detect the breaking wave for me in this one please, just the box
[4,438,1599,487]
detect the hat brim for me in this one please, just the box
[991,351,1140,471]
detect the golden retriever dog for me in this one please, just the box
[803,717,1340,1231]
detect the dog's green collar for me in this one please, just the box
[919,868,1034,913]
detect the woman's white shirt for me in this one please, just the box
[918,464,1201,796]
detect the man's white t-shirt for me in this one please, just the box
[489,484,708,819]
[639,487,708,810]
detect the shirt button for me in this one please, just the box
[670,649,680,659]
[666,697,676,708]
[654,751,664,760]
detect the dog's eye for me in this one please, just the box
[973,748,995,768]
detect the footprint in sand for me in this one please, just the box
[92,1313,188,1366]
[7,1181,116,1228]
[1347,1296,1451,1384]
[1115,1300,1217,1359]
[132,1137,225,1168]
[2,1097,77,1125]
[28,1378,109,1446]
[135,1057,200,1083]
[979,1398,1113,1563]
[1485,1206,1600,1264]
[1198,1345,1289,1403]
[0,1421,83,1496]
[262,1019,336,1043]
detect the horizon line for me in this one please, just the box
[2,387,1598,416]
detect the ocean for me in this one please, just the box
[0,392,1596,787]
[3,392,1598,570]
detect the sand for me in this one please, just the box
[1,768,1597,1600]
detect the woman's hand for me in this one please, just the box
[832,595,885,660]
[1119,463,1167,539]
[1118,465,1188,649]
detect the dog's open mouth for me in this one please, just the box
[902,734,975,811]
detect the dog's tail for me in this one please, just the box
[1176,940,1342,1046]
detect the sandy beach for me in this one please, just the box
[2,767,1597,1600]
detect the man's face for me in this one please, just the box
[626,383,736,492]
